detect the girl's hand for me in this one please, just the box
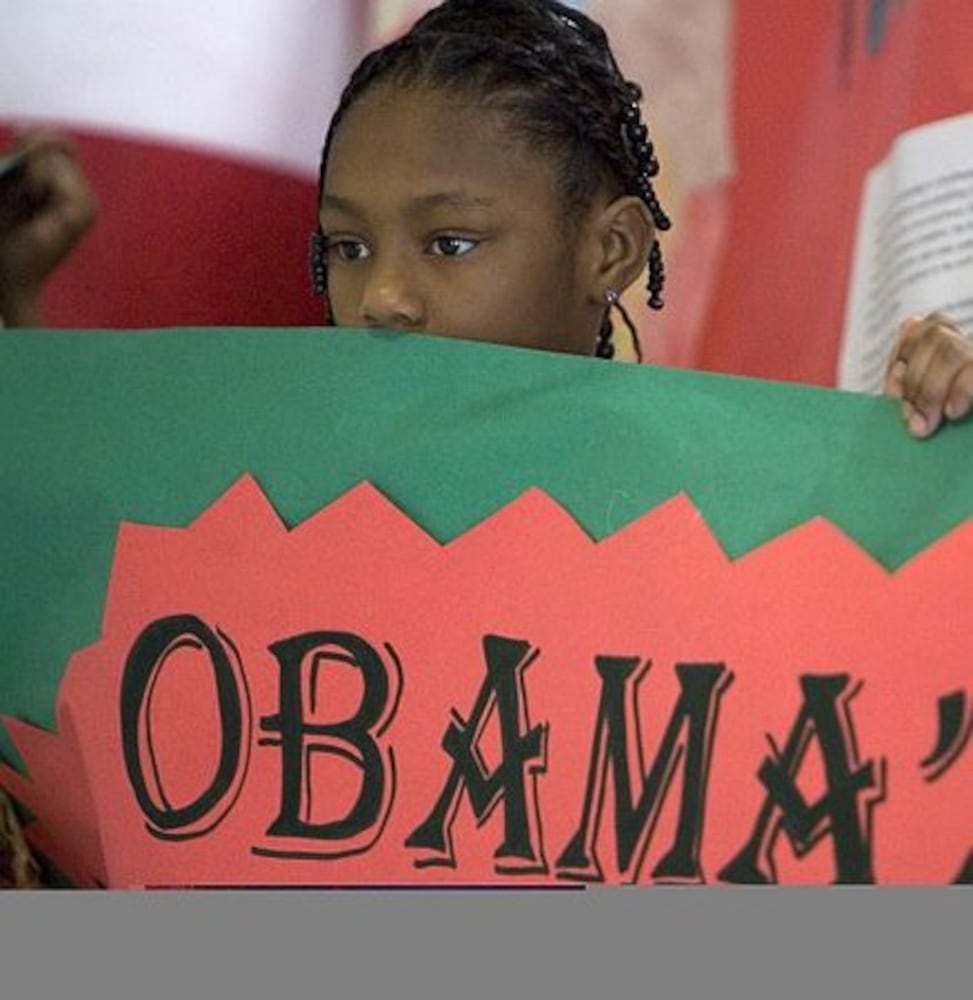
[0,133,97,327]
[883,312,973,439]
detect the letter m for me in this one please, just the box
[556,658,730,884]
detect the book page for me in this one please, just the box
[840,112,973,392]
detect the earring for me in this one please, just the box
[595,289,618,359]
[601,288,645,364]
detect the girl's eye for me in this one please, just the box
[327,239,371,263]
[429,236,478,257]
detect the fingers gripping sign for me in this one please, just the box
[884,312,973,439]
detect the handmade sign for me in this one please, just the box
[0,329,970,887]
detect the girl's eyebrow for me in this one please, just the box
[320,191,496,218]
[319,193,365,217]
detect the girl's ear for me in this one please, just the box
[583,194,654,303]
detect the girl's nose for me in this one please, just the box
[359,256,425,331]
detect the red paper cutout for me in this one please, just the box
[3,476,971,886]
[0,708,106,887]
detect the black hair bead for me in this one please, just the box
[309,231,328,297]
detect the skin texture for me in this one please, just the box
[0,134,97,327]
[884,312,973,439]
[321,83,653,356]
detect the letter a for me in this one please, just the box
[719,675,883,884]
[405,635,547,874]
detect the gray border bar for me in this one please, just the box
[1,888,968,999]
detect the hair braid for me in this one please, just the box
[313,0,671,346]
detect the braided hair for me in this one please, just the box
[311,0,671,359]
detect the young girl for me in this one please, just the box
[313,0,667,362]
[313,0,973,439]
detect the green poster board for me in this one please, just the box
[1,327,971,750]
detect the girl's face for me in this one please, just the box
[321,84,607,355]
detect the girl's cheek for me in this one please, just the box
[326,278,356,326]
[329,302,352,327]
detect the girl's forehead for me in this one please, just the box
[336,82,514,145]
[324,84,559,205]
